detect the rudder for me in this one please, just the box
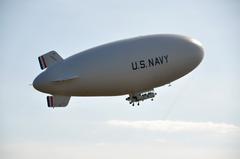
[38,51,63,70]
[47,95,70,107]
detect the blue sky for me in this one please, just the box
[1,0,240,159]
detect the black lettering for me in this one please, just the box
[148,58,154,67]
[164,55,168,63]
[155,57,160,65]
[140,60,145,68]
[131,62,138,70]
[159,56,164,64]
[131,54,168,71]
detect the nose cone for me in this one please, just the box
[189,38,204,64]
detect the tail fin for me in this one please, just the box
[47,95,70,107]
[38,51,63,70]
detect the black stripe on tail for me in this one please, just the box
[38,56,44,70]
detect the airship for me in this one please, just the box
[33,34,204,107]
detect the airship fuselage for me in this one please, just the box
[33,34,204,107]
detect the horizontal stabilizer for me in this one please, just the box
[52,75,79,82]
[47,95,70,107]
[38,51,63,70]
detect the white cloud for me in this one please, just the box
[107,120,240,134]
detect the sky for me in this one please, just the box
[0,0,240,159]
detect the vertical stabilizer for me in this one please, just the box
[38,51,63,70]
[47,95,70,107]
